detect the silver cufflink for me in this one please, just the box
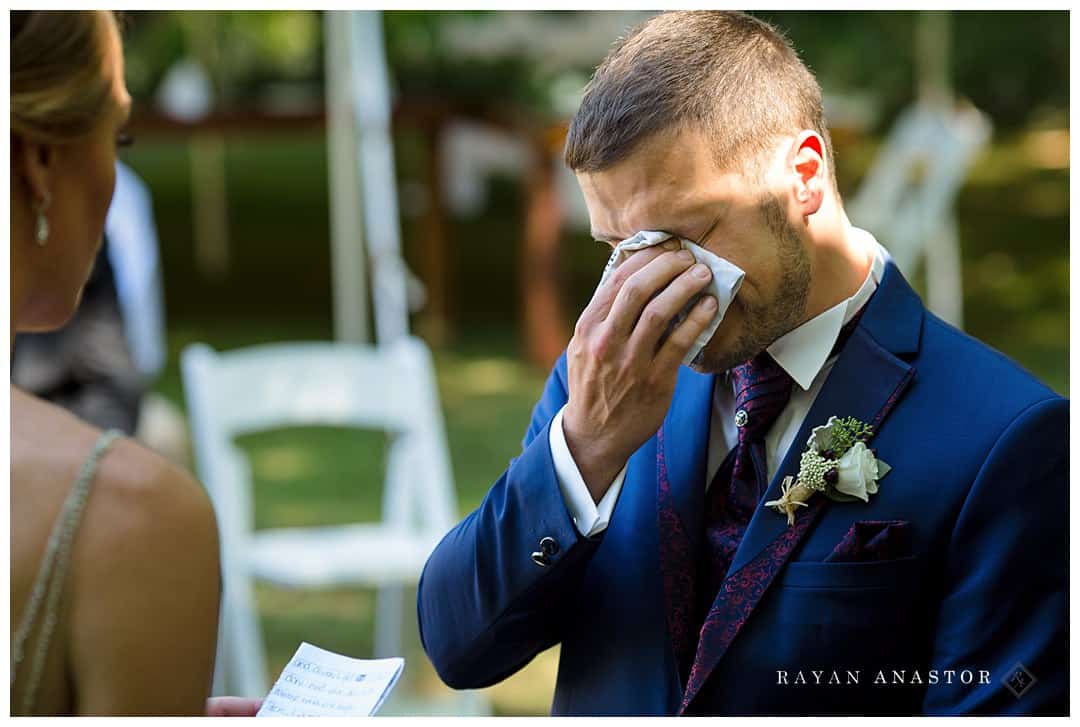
[531,536,560,567]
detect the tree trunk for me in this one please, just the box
[521,129,569,370]
[416,119,453,346]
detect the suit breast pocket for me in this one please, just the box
[720,556,930,715]
[776,556,922,624]
[780,555,921,589]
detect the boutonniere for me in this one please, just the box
[765,416,892,526]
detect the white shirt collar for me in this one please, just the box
[765,227,887,391]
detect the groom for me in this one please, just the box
[417,11,1067,716]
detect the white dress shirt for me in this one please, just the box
[550,228,888,537]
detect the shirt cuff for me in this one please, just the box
[548,405,628,537]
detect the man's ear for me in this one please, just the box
[12,134,55,210]
[789,130,826,218]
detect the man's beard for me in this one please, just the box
[692,194,811,373]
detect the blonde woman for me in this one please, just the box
[10,11,250,715]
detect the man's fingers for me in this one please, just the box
[654,294,718,370]
[605,250,697,338]
[628,262,714,353]
[580,241,680,327]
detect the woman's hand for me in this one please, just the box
[206,696,263,716]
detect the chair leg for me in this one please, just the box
[211,610,230,696]
[373,583,404,659]
[458,689,493,716]
[224,572,269,697]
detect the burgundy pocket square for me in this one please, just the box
[825,520,912,563]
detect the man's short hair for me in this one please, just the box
[564,11,835,186]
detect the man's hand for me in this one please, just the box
[206,696,263,716]
[563,243,718,502]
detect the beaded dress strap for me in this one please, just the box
[11,429,122,715]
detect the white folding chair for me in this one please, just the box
[181,336,458,698]
[847,100,991,329]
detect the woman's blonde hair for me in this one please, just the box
[10,10,118,144]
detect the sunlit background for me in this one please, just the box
[81,10,1073,715]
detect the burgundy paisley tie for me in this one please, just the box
[694,351,793,643]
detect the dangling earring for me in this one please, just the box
[34,193,51,246]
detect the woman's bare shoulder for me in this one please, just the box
[11,388,222,713]
[11,388,103,490]
[71,432,223,715]
[82,428,220,590]
[71,437,222,714]
[93,433,218,543]
[12,387,216,540]
[11,387,219,586]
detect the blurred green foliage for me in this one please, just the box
[123,11,322,104]
[121,11,1067,131]
[384,11,559,112]
[758,11,1069,132]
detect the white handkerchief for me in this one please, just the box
[597,230,744,366]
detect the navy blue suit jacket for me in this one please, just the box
[417,262,1068,715]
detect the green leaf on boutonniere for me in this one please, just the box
[826,416,874,455]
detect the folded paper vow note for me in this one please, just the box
[598,230,745,366]
[257,642,404,717]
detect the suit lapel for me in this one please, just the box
[678,260,924,713]
[655,366,714,681]
[726,326,914,576]
[658,366,715,546]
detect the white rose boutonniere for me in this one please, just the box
[833,441,891,501]
[765,416,892,525]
